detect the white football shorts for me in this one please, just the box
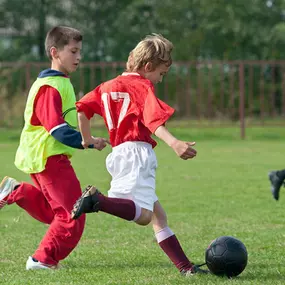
[106,141,158,211]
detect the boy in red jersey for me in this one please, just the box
[72,34,208,276]
[0,26,107,270]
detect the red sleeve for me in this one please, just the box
[31,85,65,132]
[142,87,175,133]
[76,86,102,119]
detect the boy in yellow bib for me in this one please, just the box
[0,26,108,270]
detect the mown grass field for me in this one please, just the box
[0,126,284,285]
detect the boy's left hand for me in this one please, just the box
[93,137,110,151]
[82,137,110,150]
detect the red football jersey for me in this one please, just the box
[76,73,175,148]
[31,85,66,133]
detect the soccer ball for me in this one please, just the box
[205,236,248,277]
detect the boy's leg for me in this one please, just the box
[32,155,86,266]
[2,176,54,224]
[98,192,141,221]
[152,201,208,275]
[71,185,141,222]
[152,201,193,272]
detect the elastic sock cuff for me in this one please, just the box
[155,227,174,243]
[133,202,142,222]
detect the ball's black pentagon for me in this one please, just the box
[211,243,227,256]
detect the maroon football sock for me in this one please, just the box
[98,194,138,221]
[158,234,193,272]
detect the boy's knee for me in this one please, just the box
[135,209,152,226]
[136,218,151,226]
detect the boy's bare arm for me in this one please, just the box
[78,112,92,144]
[154,125,197,160]
[77,111,109,150]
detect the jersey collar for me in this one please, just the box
[121,72,141,76]
[38,69,68,78]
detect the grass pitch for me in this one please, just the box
[0,126,284,285]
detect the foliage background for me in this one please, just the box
[1,1,284,128]
[1,0,285,62]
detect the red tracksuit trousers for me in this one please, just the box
[7,154,86,265]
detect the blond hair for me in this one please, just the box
[126,33,173,72]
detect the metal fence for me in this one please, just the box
[1,60,285,137]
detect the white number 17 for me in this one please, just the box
[102,92,130,130]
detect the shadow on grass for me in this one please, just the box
[69,260,285,282]
[208,262,285,282]
[68,260,172,270]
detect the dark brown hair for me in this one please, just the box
[45,26,82,60]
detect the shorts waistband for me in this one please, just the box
[112,141,152,151]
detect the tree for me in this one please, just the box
[1,0,285,61]
[1,0,67,61]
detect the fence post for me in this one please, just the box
[239,62,245,139]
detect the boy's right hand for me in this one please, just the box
[171,140,197,160]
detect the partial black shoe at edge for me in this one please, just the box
[71,185,100,219]
[269,171,285,201]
